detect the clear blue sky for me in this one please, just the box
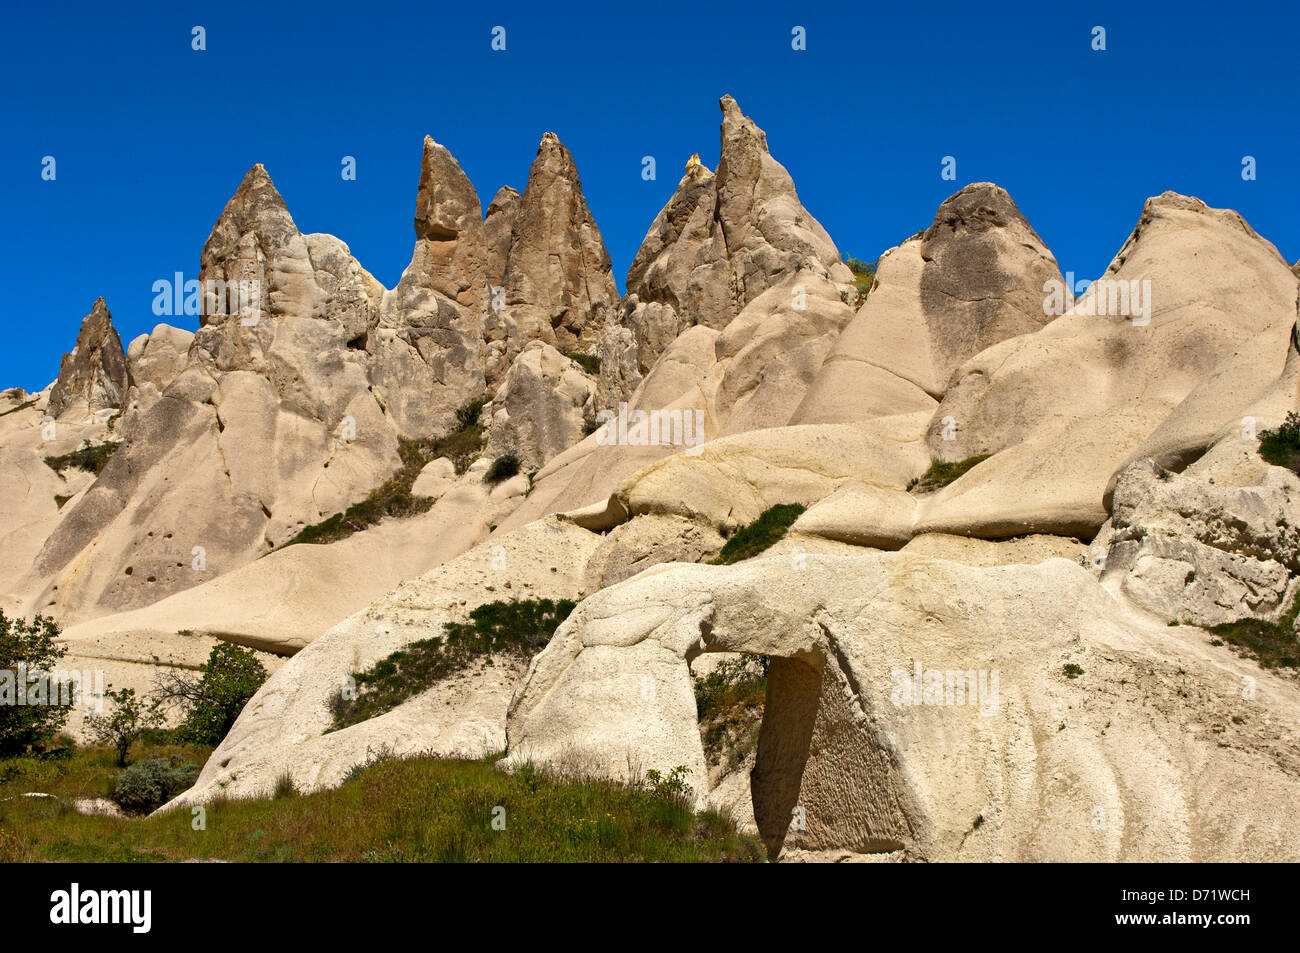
[2,0,1297,391]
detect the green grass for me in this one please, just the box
[907,455,991,494]
[1205,592,1300,670]
[710,504,805,565]
[693,655,767,772]
[0,750,763,862]
[567,352,601,375]
[277,403,486,549]
[0,398,38,418]
[329,599,576,731]
[1257,412,1300,473]
[43,440,120,475]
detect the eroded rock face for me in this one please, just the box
[914,192,1299,540]
[47,299,129,419]
[610,97,851,401]
[373,138,489,437]
[487,133,618,385]
[22,166,403,622]
[483,341,596,471]
[1103,457,1300,626]
[484,185,521,290]
[504,553,1300,861]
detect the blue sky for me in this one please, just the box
[2,0,1297,391]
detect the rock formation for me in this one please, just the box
[46,298,129,419]
[611,96,852,401]
[486,133,618,386]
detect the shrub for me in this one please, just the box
[1257,412,1300,473]
[85,687,162,766]
[644,766,693,804]
[43,440,119,475]
[329,598,576,731]
[710,504,806,565]
[153,642,267,746]
[112,755,199,814]
[1206,594,1300,670]
[908,455,991,494]
[1062,663,1084,679]
[693,655,768,771]
[278,403,487,549]
[0,612,74,756]
[567,352,601,375]
[485,452,521,485]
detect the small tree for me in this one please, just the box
[153,642,267,746]
[0,611,74,756]
[86,687,161,766]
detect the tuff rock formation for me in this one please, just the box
[610,96,853,401]
[46,298,129,419]
[486,133,618,386]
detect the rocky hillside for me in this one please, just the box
[4,95,1299,861]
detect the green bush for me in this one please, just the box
[644,766,693,804]
[1206,594,1300,670]
[153,642,268,746]
[278,409,486,549]
[693,655,768,771]
[1063,663,1084,679]
[0,612,74,756]
[85,688,162,766]
[112,755,199,814]
[329,599,576,731]
[710,504,806,565]
[567,352,601,375]
[1258,412,1300,473]
[485,452,521,485]
[43,440,120,475]
[907,455,991,494]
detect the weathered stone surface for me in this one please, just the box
[920,192,1299,539]
[483,341,596,471]
[20,166,403,622]
[505,553,1300,861]
[47,299,129,419]
[488,133,618,385]
[1102,455,1300,626]
[795,184,1061,424]
[483,185,521,290]
[610,98,852,400]
[374,139,488,437]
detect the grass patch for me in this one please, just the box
[907,455,991,494]
[567,352,601,375]
[1063,663,1084,679]
[0,751,762,862]
[277,402,486,549]
[0,398,38,418]
[693,655,767,773]
[1205,592,1300,670]
[1257,412,1300,473]
[43,440,120,476]
[329,598,576,731]
[710,504,805,565]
